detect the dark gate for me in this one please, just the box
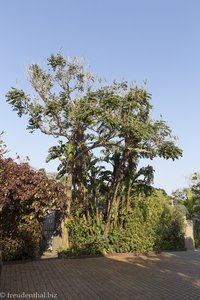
[41,210,62,252]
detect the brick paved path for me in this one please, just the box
[1,251,200,300]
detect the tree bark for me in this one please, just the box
[113,195,121,229]
[103,159,124,236]
[61,172,72,248]
[103,148,131,236]
[126,179,132,213]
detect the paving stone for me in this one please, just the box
[0,251,200,300]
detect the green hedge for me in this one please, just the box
[60,190,185,256]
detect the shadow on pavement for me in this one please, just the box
[1,251,200,299]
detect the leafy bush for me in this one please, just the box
[65,210,109,256]
[2,222,41,261]
[156,205,185,250]
[0,157,65,261]
[194,237,200,248]
[60,190,185,256]
[193,220,200,248]
[108,190,185,253]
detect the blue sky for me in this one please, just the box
[0,0,200,194]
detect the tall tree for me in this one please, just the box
[6,54,182,243]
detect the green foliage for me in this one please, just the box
[65,209,108,255]
[6,53,182,181]
[108,190,185,253]
[193,219,200,248]
[61,190,185,256]
[171,173,200,250]
[0,157,65,261]
[5,53,183,251]
[172,176,200,219]
[194,237,200,248]
[156,205,185,250]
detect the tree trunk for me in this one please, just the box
[103,179,121,236]
[75,124,85,205]
[126,179,132,213]
[61,172,72,248]
[103,149,130,236]
[61,219,69,248]
[113,195,121,229]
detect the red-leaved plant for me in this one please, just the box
[0,157,65,260]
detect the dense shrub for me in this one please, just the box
[193,220,200,248]
[194,237,200,248]
[0,157,65,261]
[65,210,108,255]
[2,222,41,261]
[108,191,185,253]
[156,205,185,250]
[60,190,185,256]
